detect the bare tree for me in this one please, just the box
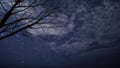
[0,0,62,40]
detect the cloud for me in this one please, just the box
[48,0,120,55]
[27,13,74,36]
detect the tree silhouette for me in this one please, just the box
[0,0,60,40]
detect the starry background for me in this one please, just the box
[0,0,120,68]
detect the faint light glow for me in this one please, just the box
[27,23,73,36]
[0,33,4,36]
[21,42,25,45]
[20,61,25,64]
[27,13,74,36]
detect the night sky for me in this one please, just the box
[0,0,120,68]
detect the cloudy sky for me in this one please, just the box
[0,0,120,68]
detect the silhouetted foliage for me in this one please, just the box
[0,0,60,40]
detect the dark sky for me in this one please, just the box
[0,0,120,68]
